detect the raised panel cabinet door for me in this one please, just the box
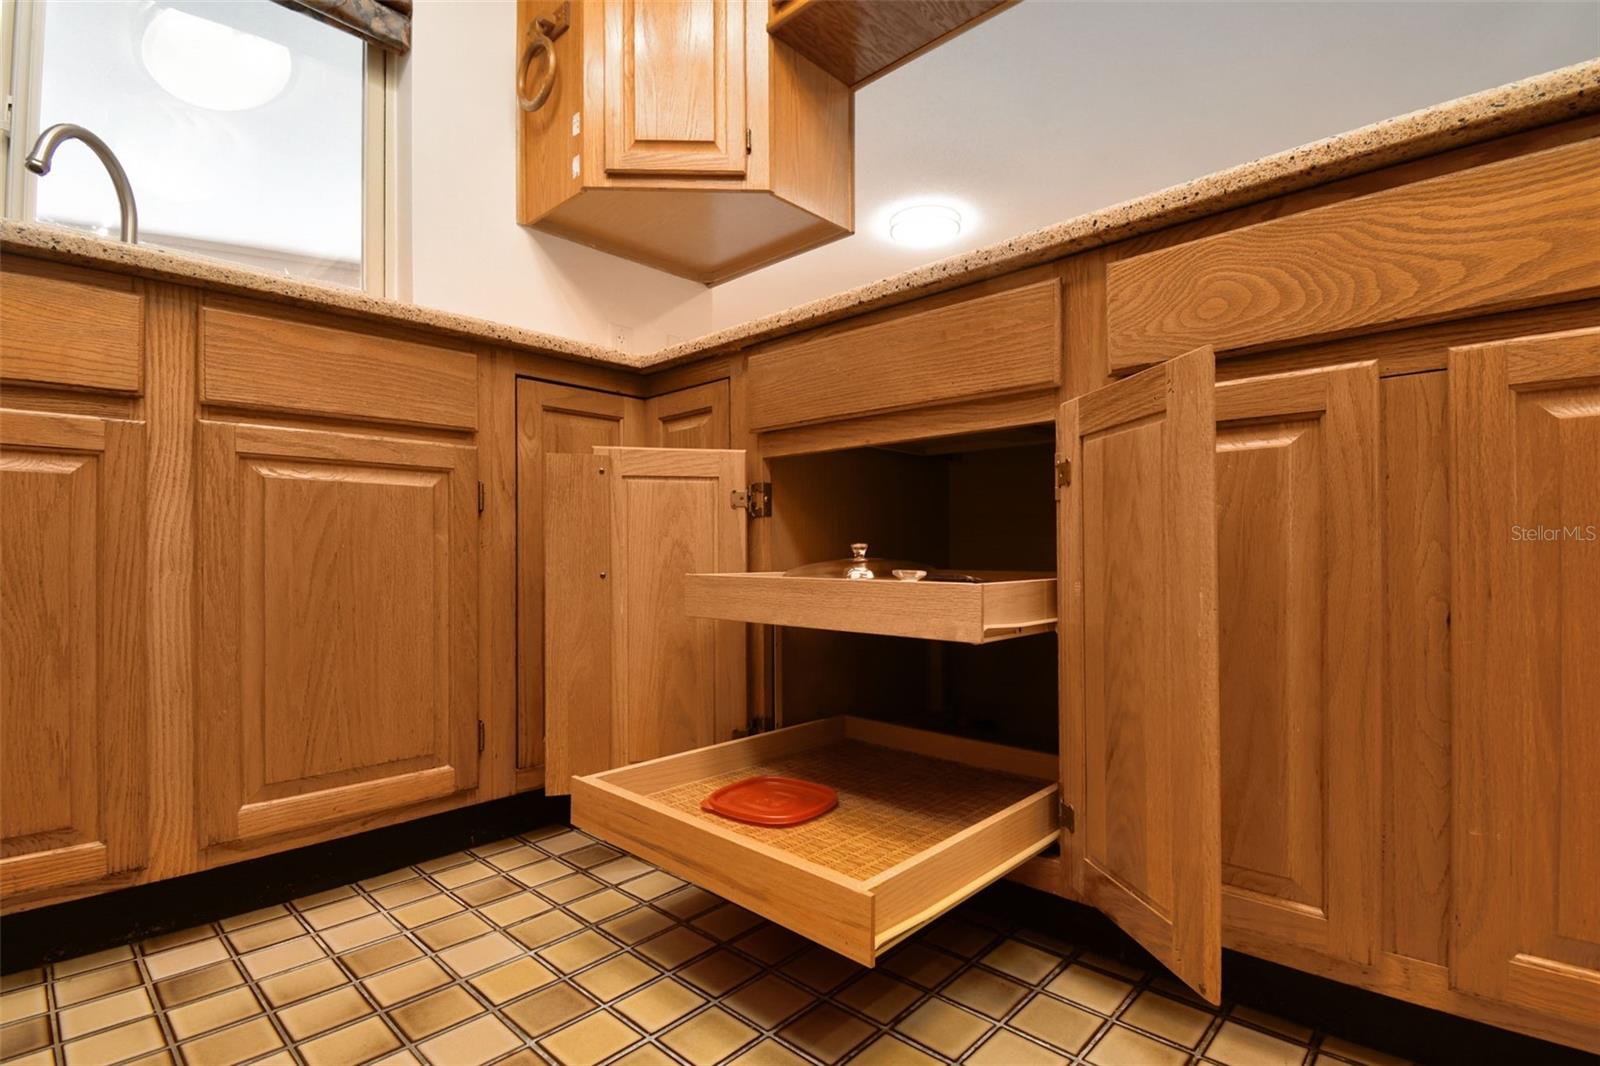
[644,380,731,448]
[0,409,147,900]
[516,381,643,786]
[1058,346,1222,1003]
[604,0,747,175]
[1450,326,1600,1027]
[1214,362,1382,965]
[600,447,747,766]
[196,422,479,847]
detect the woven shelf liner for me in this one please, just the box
[648,740,1046,880]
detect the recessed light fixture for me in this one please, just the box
[141,7,292,112]
[888,203,963,249]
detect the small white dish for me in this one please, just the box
[892,569,927,582]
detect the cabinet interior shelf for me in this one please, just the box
[572,716,1058,964]
[684,571,1057,644]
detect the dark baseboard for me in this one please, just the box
[972,882,1593,1066]
[0,792,570,974]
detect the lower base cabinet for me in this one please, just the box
[0,409,148,900]
[1215,361,1383,966]
[1448,326,1600,1030]
[194,420,481,849]
[572,716,1059,965]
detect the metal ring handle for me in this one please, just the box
[518,26,557,112]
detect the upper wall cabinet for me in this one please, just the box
[605,0,747,175]
[768,0,1012,88]
[518,0,853,283]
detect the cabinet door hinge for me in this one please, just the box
[731,482,772,518]
[477,720,486,753]
[1058,799,1076,833]
[1054,455,1071,488]
[732,714,775,738]
[477,481,486,515]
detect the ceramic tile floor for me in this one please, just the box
[0,825,1412,1066]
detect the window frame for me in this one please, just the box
[1,0,396,298]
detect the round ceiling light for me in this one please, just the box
[888,204,963,249]
[141,7,292,112]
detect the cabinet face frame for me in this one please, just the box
[603,0,748,176]
[1057,345,1222,1002]
[195,421,479,847]
[0,409,147,899]
[1449,326,1600,1023]
[1213,361,1382,964]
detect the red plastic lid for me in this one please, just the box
[700,776,838,826]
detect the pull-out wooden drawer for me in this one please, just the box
[0,258,144,393]
[747,278,1062,431]
[1105,137,1600,369]
[571,717,1058,965]
[199,300,478,431]
[684,571,1057,644]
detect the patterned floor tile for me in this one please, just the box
[2,822,1417,1066]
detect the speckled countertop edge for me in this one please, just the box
[4,59,1597,374]
[647,58,1600,368]
[0,218,646,369]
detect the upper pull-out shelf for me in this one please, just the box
[572,717,1058,965]
[684,571,1057,644]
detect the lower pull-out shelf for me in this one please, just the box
[571,717,1059,965]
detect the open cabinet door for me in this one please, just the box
[1058,346,1222,1003]
[544,447,748,794]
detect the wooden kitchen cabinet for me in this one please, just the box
[0,259,144,394]
[644,380,731,448]
[1103,137,1600,371]
[1058,345,1223,1002]
[746,276,1061,432]
[517,0,853,282]
[574,716,1058,964]
[543,446,748,793]
[604,0,746,176]
[1214,361,1382,965]
[1449,326,1600,1024]
[0,409,147,898]
[194,421,480,848]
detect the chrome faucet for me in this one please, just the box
[25,123,139,243]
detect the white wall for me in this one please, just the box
[705,0,1600,335]
[394,0,1597,352]
[396,0,712,353]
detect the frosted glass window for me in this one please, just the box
[31,0,366,286]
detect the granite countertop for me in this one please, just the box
[4,59,1596,373]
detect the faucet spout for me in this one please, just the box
[25,123,139,244]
